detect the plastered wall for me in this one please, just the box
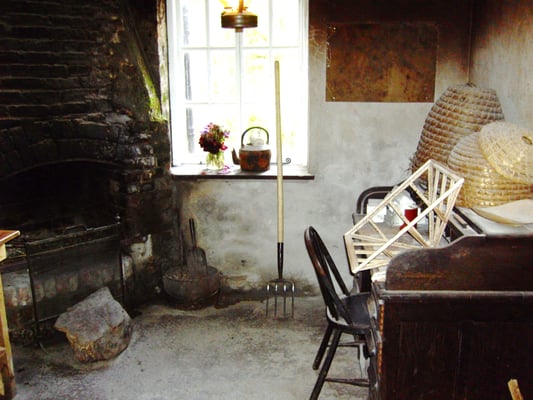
[469,0,533,129]
[175,0,473,293]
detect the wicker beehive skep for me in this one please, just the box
[411,83,504,173]
[478,121,533,185]
[447,133,532,208]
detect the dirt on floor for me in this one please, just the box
[11,296,369,400]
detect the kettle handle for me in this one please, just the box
[241,126,269,147]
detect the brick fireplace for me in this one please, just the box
[0,0,178,332]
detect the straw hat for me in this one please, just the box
[447,133,532,208]
[478,121,533,185]
[411,83,504,173]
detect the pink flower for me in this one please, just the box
[199,123,230,154]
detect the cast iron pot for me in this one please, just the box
[163,266,221,309]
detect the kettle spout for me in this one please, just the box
[231,148,240,165]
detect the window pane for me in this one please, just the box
[272,49,303,105]
[208,0,235,47]
[244,0,269,47]
[181,0,206,47]
[210,50,237,102]
[184,51,209,102]
[241,103,273,140]
[272,0,299,46]
[272,49,307,165]
[242,50,270,103]
[241,105,272,129]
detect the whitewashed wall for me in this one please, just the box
[174,1,476,294]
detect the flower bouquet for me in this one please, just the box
[199,123,230,170]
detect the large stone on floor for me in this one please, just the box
[54,287,132,363]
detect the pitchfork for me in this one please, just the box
[266,243,295,317]
[266,60,294,318]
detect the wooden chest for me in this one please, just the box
[368,235,533,400]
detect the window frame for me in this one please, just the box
[166,0,309,172]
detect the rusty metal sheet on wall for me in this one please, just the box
[326,23,437,102]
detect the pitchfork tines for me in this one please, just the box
[266,243,294,318]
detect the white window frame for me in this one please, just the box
[166,0,309,168]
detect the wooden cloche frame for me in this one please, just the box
[344,160,464,273]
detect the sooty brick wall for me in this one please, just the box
[0,0,179,308]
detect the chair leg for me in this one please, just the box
[313,323,333,370]
[350,334,368,379]
[309,328,342,400]
[358,343,368,379]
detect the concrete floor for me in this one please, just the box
[11,296,368,400]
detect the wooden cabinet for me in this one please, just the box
[368,235,533,400]
[0,230,19,400]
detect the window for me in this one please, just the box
[166,0,309,167]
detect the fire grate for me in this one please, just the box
[8,221,126,342]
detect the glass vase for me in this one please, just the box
[206,151,225,170]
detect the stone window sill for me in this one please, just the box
[170,164,314,180]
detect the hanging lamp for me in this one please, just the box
[220,0,258,32]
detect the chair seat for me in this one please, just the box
[326,293,371,331]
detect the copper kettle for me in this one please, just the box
[232,127,271,172]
